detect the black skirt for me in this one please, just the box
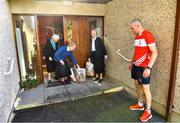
[45,58,55,73]
[55,61,71,78]
[91,51,105,74]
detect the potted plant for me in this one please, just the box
[19,74,39,90]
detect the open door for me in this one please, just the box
[37,16,64,81]
[13,15,43,82]
[63,16,89,67]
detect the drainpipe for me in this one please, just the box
[165,0,180,121]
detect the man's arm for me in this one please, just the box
[143,44,158,78]
[147,45,158,68]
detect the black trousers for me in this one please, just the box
[45,58,55,72]
[55,61,71,78]
[91,51,105,74]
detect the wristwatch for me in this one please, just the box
[146,66,152,70]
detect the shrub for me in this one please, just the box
[19,75,39,90]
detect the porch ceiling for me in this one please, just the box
[36,0,113,4]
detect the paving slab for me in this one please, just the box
[14,78,122,110]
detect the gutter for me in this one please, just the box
[166,0,180,121]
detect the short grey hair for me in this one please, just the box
[130,19,143,26]
[91,29,97,34]
[52,34,59,40]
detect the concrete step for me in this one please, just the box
[14,79,123,111]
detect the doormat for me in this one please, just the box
[46,80,71,88]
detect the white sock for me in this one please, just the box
[146,109,151,114]
[138,102,143,106]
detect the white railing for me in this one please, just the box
[116,49,131,62]
[0,57,14,78]
[4,57,14,76]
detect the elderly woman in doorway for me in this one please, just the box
[54,41,80,84]
[90,29,108,83]
[43,34,59,83]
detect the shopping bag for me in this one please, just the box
[86,58,94,77]
[74,68,86,83]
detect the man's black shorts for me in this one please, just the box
[131,64,150,84]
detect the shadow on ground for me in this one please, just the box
[12,90,165,122]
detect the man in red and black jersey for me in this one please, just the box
[129,19,158,122]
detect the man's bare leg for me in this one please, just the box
[142,84,152,112]
[135,80,144,103]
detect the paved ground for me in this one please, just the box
[12,90,165,122]
[15,77,122,110]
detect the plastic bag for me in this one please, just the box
[74,68,86,83]
[86,58,94,77]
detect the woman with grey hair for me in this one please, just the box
[43,34,59,83]
[90,30,108,83]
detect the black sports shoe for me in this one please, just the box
[65,79,71,84]
[54,76,59,80]
[60,81,66,85]
[47,80,51,83]
[98,79,103,83]
[93,77,99,81]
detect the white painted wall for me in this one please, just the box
[0,0,20,122]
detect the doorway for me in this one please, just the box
[63,16,104,68]
[13,15,103,83]
[63,16,89,68]
[13,15,41,82]
[37,16,64,80]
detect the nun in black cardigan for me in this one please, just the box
[90,30,108,83]
[43,34,59,82]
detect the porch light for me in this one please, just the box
[62,0,73,6]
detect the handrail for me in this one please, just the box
[116,49,131,62]
[4,57,14,76]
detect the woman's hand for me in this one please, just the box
[76,64,80,69]
[60,60,65,65]
[49,57,53,61]
[104,55,108,60]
